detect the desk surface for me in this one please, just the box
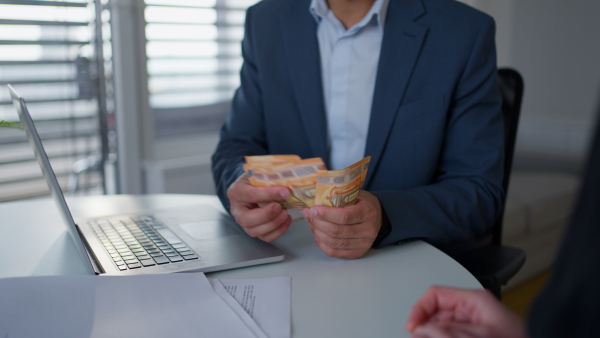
[0,194,480,338]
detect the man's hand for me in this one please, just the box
[227,174,293,242]
[406,286,526,338]
[302,190,382,259]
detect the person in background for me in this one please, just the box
[406,109,600,338]
[212,0,504,259]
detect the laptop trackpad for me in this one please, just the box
[179,220,239,240]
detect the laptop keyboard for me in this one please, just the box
[89,215,199,271]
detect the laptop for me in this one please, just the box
[8,84,285,276]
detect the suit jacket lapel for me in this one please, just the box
[364,0,428,188]
[280,1,330,165]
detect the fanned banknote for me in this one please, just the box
[314,156,371,207]
[244,155,371,210]
[245,154,302,164]
[244,157,326,208]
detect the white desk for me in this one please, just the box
[0,194,481,337]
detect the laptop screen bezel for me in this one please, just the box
[8,84,96,275]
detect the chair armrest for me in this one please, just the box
[458,245,526,298]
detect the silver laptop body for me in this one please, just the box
[8,84,285,276]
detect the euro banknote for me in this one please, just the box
[244,156,326,208]
[314,156,371,207]
[244,155,370,210]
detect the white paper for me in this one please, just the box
[210,279,269,338]
[212,277,292,338]
[0,273,258,338]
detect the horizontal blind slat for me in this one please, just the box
[148,55,240,61]
[0,131,99,145]
[149,70,237,77]
[0,19,88,26]
[0,98,96,105]
[147,38,240,44]
[0,79,78,85]
[0,39,90,45]
[0,0,88,7]
[0,60,77,65]
[146,4,246,11]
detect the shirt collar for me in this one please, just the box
[310,0,390,29]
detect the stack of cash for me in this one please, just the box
[244,155,371,209]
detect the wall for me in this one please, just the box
[472,0,600,167]
[145,132,219,195]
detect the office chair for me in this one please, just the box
[457,68,527,299]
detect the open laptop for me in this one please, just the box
[8,84,285,276]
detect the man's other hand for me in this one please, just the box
[227,174,292,242]
[302,190,382,259]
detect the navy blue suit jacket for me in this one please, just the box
[212,0,504,255]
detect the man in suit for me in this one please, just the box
[212,0,504,259]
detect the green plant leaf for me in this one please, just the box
[0,120,23,130]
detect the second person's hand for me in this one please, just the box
[406,285,526,338]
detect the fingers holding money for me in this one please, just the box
[237,155,373,248]
[302,191,383,258]
[227,174,290,206]
[239,202,293,242]
[227,174,293,242]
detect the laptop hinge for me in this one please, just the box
[76,224,104,275]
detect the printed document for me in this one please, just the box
[211,277,292,338]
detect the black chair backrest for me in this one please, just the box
[493,68,524,245]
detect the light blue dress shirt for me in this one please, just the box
[310,0,389,170]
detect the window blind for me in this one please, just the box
[0,0,111,202]
[144,0,259,137]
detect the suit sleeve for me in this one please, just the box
[211,6,268,212]
[372,17,504,257]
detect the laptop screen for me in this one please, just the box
[8,85,95,275]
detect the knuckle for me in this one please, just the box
[236,216,251,228]
[227,180,241,196]
[229,208,241,220]
[341,239,352,249]
[328,237,347,249]
[236,219,248,228]
[226,181,235,193]
[319,235,333,248]
[330,225,344,238]
[337,213,351,225]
